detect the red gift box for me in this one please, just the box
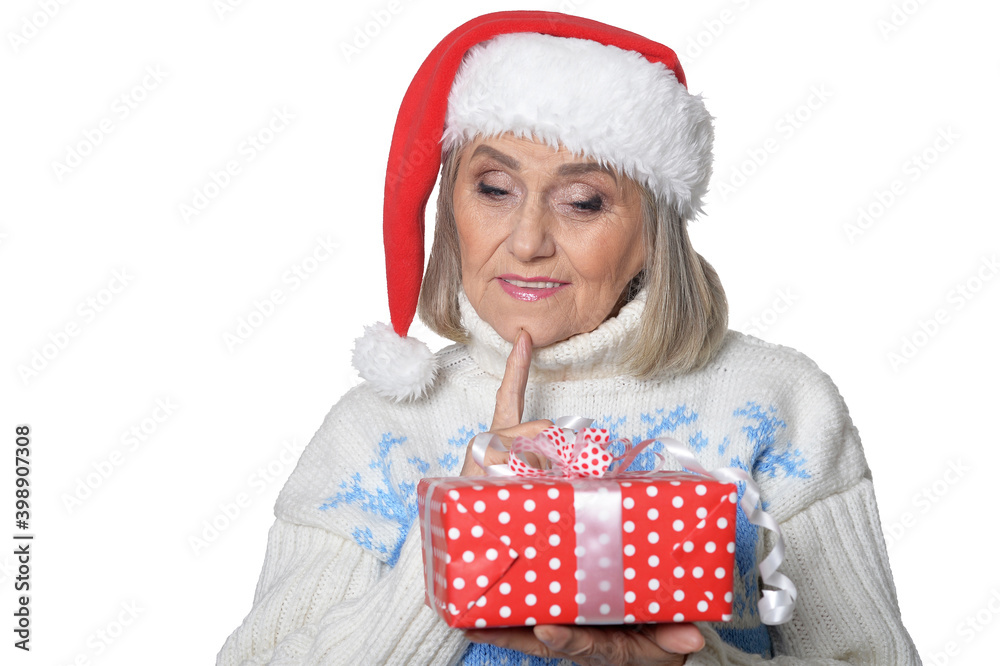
[417,472,737,628]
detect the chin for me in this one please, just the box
[497,321,566,349]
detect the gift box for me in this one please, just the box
[417,471,737,628]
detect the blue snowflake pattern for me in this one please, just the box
[601,406,699,471]
[319,432,419,566]
[320,424,488,565]
[439,452,460,471]
[439,422,488,471]
[734,402,810,480]
[689,430,710,453]
[408,456,430,475]
[639,405,699,440]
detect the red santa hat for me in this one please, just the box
[352,10,714,401]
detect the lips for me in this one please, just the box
[497,274,568,302]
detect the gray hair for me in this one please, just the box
[417,143,728,378]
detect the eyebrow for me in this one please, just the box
[469,144,618,183]
[556,162,618,183]
[470,144,519,169]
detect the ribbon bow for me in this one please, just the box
[472,416,657,479]
[470,415,797,625]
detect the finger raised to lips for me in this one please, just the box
[492,329,532,431]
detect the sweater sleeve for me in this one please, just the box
[685,477,920,665]
[216,514,469,665]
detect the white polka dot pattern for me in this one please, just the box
[417,469,736,628]
[619,474,735,623]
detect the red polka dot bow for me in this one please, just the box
[508,425,616,478]
[471,416,660,479]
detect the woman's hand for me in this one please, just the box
[461,329,553,476]
[465,623,704,665]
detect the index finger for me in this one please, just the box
[490,329,533,431]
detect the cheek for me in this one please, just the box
[454,200,500,280]
[611,216,647,275]
[572,225,645,286]
[620,232,646,276]
[453,192,477,262]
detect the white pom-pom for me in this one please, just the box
[352,322,438,402]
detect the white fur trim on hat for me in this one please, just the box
[352,323,438,402]
[442,33,714,220]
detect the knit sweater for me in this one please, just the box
[217,288,920,665]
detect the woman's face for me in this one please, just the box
[453,134,646,348]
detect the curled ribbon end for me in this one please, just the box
[758,589,796,625]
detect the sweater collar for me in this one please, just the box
[458,287,648,382]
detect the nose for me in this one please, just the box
[505,197,556,262]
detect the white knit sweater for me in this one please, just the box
[217,289,920,665]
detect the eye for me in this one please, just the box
[557,182,608,215]
[572,195,604,212]
[477,182,509,198]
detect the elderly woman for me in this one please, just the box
[218,11,918,666]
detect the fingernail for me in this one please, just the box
[534,625,566,648]
[680,632,705,652]
[535,627,555,647]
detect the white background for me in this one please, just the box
[2,0,997,664]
